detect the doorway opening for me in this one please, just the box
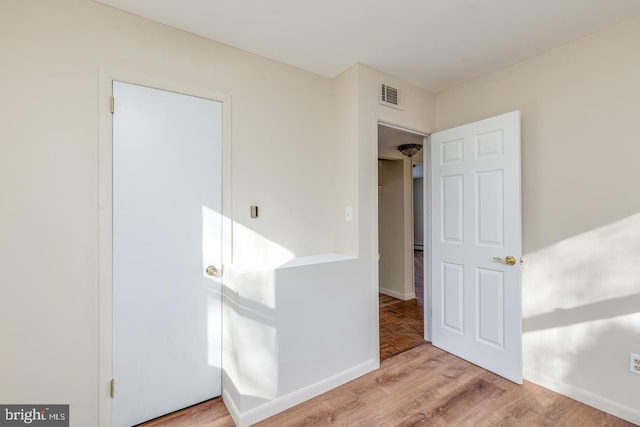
[377,123,429,360]
[376,111,522,382]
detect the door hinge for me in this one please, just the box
[110,96,115,114]
[110,379,115,398]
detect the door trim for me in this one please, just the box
[97,68,232,426]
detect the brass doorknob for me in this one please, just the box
[493,256,516,266]
[205,266,218,277]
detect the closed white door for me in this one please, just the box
[112,81,223,426]
[430,111,522,383]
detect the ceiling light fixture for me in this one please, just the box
[397,143,422,158]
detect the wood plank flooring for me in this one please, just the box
[138,399,232,427]
[141,343,633,426]
[142,251,633,426]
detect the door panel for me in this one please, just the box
[442,175,464,243]
[431,111,522,383]
[112,81,223,426]
[476,267,504,348]
[477,170,504,246]
[442,262,464,333]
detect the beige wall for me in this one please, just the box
[0,2,438,426]
[0,0,343,425]
[378,159,409,298]
[356,63,437,323]
[332,65,360,256]
[7,0,636,424]
[377,152,417,301]
[436,16,640,422]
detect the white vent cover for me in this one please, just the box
[379,83,402,110]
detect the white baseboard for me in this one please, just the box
[227,359,378,427]
[379,287,416,301]
[222,388,242,427]
[524,369,640,425]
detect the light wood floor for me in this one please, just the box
[141,343,633,426]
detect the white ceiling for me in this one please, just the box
[378,124,425,155]
[95,0,640,92]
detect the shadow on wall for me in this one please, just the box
[222,278,278,409]
[223,220,289,409]
[522,213,640,413]
[523,293,640,331]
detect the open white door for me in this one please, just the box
[430,111,522,383]
[112,81,223,426]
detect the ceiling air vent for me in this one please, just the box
[379,83,403,110]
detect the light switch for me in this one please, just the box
[345,206,353,222]
[250,206,258,218]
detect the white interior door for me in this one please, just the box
[112,81,223,426]
[430,111,522,383]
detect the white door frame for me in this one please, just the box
[376,113,522,357]
[97,68,232,427]
[375,116,433,343]
[422,136,432,342]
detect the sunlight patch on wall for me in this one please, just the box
[523,212,640,319]
[524,314,640,404]
[233,221,295,270]
[522,213,640,411]
[230,221,296,309]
